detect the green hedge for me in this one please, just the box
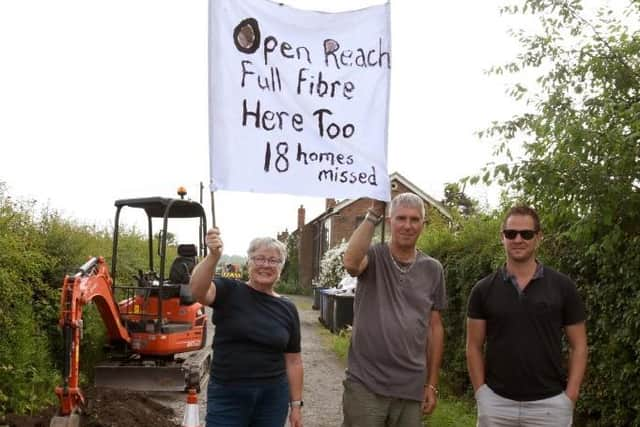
[418,213,503,396]
[420,206,640,425]
[552,226,640,425]
[0,192,58,414]
[0,185,150,416]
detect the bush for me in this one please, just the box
[316,241,348,288]
[280,234,299,287]
[419,212,503,396]
[275,280,310,296]
[476,1,640,422]
[0,184,151,416]
[0,189,58,414]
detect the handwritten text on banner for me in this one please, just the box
[209,0,391,201]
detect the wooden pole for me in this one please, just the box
[210,190,216,228]
[380,206,386,243]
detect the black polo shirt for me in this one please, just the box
[467,264,586,401]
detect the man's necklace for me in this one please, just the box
[390,250,417,275]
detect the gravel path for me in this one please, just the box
[289,294,345,427]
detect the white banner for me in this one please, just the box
[209,0,391,201]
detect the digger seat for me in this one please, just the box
[169,244,198,305]
[169,244,197,284]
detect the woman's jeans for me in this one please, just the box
[206,378,289,427]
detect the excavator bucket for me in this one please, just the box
[50,412,80,427]
[94,348,211,392]
[94,361,188,392]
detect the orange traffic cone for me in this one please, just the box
[182,388,201,427]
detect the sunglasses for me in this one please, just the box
[502,229,537,240]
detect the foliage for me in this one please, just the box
[280,234,299,288]
[316,241,348,288]
[424,397,476,427]
[112,226,154,285]
[0,187,58,415]
[35,211,113,366]
[320,327,350,363]
[442,183,478,218]
[275,280,311,296]
[475,1,640,424]
[419,212,504,396]
[0,184,153,416]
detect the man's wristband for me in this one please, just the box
[425,384,438,396]
[365,209,383,225]
[290,400,304,408]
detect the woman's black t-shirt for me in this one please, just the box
[210,277,301,383]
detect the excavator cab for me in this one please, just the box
[111,197,206,357]
[51,191,212,427]
[96,196,210,379]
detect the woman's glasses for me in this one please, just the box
[502,229,537,240]
[251,256,282,267]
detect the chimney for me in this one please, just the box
[297,205,305,230]
[325,198,336,211]
[277,229,289,243]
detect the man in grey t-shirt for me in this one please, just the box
[341,193,447,427]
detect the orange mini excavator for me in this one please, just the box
[50,190,212,427]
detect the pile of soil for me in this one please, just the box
[2,387,180,427]
[81,387,180,427]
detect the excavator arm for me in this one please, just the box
[52,257,130,425]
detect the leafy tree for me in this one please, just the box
[478,1,640,424]
[442,183,479,218]
[154,230,177,246]
[279,234,299,287]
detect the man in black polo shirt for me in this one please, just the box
[466,206,587,426]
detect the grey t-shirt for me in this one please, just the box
[346,243,447,401]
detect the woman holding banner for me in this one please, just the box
[190,227,303,427]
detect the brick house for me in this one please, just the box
[285,172,451,289]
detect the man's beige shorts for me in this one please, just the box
[475,384,574,427]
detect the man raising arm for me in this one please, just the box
[341,193,447,427]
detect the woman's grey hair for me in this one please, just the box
[390,192,425,219]
[247,237,287,265]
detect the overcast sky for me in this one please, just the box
[0,0,526,255]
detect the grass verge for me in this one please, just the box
[424,394,476,426]
[285,294,313,311]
